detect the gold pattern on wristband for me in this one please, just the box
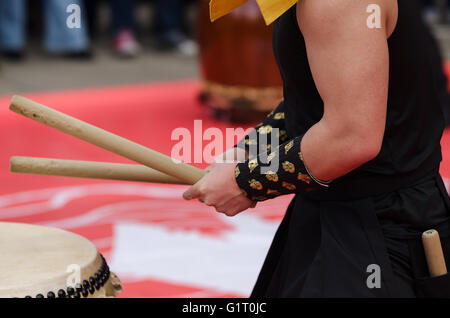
[249,179,263,190]
[265,171,279,182]
[298,173,311,184]
[248,159,258,173]
[282,182,296,190]
[282,161,295,173]
[278,130,288,141]
[257,125,273,135]
[284,140,294,154]
[235,166,240,178]
[273,112,285,120]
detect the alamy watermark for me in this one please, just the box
[170,120,280,173]
[66,263,81,287]
[366,264,381,289]
[367,4,382,29]
[66,4,82,29]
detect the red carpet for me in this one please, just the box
[0,79,448,297]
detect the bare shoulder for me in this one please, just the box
[296,0,398,39]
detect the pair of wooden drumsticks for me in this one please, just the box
[8,95,448,280]
[9,95,207,186]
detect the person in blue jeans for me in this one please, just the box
[108,0,196,57]
[153,0,195,54]
[0,0,90,60]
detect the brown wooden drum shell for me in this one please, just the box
[197,0,283,121]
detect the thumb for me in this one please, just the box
[183,183,201,200]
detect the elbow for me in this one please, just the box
[352,140,382,164]
[318,111,386,173]
[332,122,384,167]
[331,115,385,166]
[348,133,383,166]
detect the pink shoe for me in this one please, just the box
[113,29,140,58]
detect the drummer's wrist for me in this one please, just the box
[234,135,332,202]
[215,147,248,164]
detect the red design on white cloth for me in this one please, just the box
[0,183,290,297]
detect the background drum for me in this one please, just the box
[0,222,122,298]
[197,0,283,123]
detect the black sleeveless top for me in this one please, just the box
[250,2,450,296]
[272,0,446,199]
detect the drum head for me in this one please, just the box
[0,222,122,298]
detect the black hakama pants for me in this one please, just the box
[251,174,450,298]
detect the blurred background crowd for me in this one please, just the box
[0,0,198,60]
[0,0,447,61]
[0,0,449,120]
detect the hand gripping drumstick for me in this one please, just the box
[10,156,187,185]
[10,96,206,185]
[422,229,448,277]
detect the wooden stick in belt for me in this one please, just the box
[10,156,188,185]
[9,96,206,185]
[422,229,448,277]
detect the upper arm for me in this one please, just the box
[297,0,395,145]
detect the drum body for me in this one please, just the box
[0,222,122,298]
[197,0,283,122]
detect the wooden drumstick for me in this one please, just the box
[10,156,188,185]
[10,96,206,185]
[422,229,448,277]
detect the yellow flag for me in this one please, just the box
[210,0,298,25]
[256,0,298,25]
[209,0,249,22]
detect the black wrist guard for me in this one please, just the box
[235,135,331,201]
